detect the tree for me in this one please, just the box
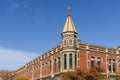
[61,69,86,80]
[0,70,15,80]
[61,71,75,80]
[74,68,86,80]
[61,67,106,80]
[116,71,120,80]
[14,76,28,80]
[86,66,104,80]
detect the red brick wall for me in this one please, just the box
[79,50,87,70]
[89,51,107,72]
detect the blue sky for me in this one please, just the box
[0,0,120,70]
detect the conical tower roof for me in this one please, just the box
[62,7,77,34]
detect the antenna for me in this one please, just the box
[68,6,70,10]
[68,6,70,16]
[67,0,70,8]
[67,0,70,16]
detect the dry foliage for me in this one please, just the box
[14,76,28,80]
[116,71,120,80]
[61,67,106,80]
[0,70,15,80]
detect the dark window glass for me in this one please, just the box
[108,59,111,72]
[91,61,94,67]
[108,64,111,72]
[97,58,101,66]
[75,54,77,68]
[54,59,56,73]
[113,60,116,72]
[78,61,79,66]
[91,57,95,67]
[50,61,51,73]
[69,54,72,69]
[58,57,60,72]
[97,61,101,66]
[64,54,67,69]
[46,63,47,75]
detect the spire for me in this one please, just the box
[62,6,77,34]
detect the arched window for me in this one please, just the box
[91,56,95,67]
[108,59,112,72]
[69,53,72,69]
[113,60,116,72]
[64,54,67,69]
[97,57,101,66]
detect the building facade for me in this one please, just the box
[16,8,120,80]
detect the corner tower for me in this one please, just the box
[61,7,80,71]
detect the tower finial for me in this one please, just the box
[68,6,70,16]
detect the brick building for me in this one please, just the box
[16,8,120,80]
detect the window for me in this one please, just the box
[64,40,66,45]
[119,60,120,69]
[69,39,72,45]
[58,57,60,72]
[64,54,67,69]
[108,59,116,73]
[69,54,72,69]
[66,40,68,45]
[78,60,79,66]
[54,59,56,73]
[50,61,51,73]
[108,59,112,72]
[88,54,89,59]
[46,63,47,75]
[91,56,95,67]
[97,57,101,66]
[42,64,44,75]
[75,54,77,68]
[113,60,116,72]
[119,50,120,54]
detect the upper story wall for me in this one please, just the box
[78,42,120,73]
